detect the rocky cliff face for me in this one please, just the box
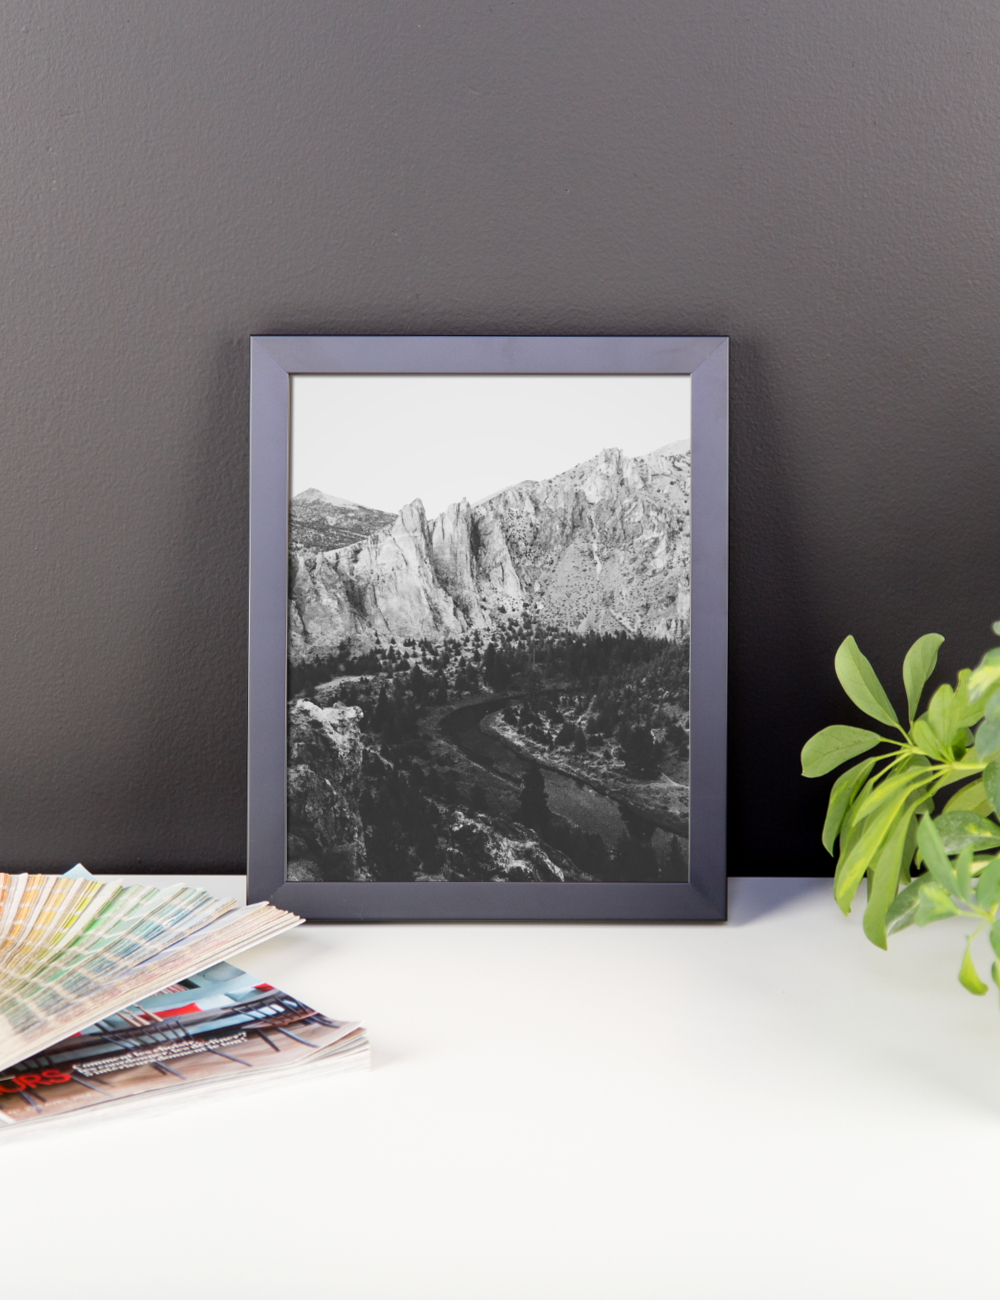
[289,446,689,663]
[286,700,369,880]
[286,698,587,883]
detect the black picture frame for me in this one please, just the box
[247,336,728,921]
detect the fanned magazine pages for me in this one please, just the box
[0,961,367,1128]
[0,869,368,1129]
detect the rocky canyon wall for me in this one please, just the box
[289,446,690,664]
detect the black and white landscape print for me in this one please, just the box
[286,377,691,884]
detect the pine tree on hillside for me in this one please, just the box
[518,760,549,830]
[621,725,659,778]
[408,662,426,704]
[483,642,497,687]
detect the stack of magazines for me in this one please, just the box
[0,867,367,1129]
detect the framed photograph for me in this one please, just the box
[247,336,728,921]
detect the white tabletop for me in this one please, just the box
[6,876,1000,1300]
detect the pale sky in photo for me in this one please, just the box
[291,374,691,520]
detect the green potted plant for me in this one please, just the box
[802,627,1000,998]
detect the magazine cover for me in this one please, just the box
[0,960,366,1127]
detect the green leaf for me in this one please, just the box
[834,801,897,913]
[928,684,958,749]
[863,812,913,949]
[991,917,1000,961]
[975,722,1000,763]
[835,787,922,914]
[901,813,919,886]
[902,634,944,723]
[931,811,1000,855]
[929,764,988,799]
[835,637,900,729]
[886,878,922,934]
[801,725,883,778]
[975,858,1000,912]
[942,779,991,816]
[821,757,877,855]
[910,717,946,759]
[974,692,1000,763]
[916,815,959,895]
[840,779,873,840]
[833,794,871,898]
[954,670,986,730]
[954,845,976,905]
[959,942,989,995]
[914,879,960,926]
[912,882,959,928]
[984,762,1000,816]
[968,648,1000,701]
[852,762,930,823]
[836,784,870,852]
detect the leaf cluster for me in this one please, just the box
[802,628,1000,1000]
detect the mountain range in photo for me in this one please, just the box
[286,444,691,885]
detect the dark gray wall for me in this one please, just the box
[3,2,999,874]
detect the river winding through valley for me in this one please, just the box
[438,696,687,882]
